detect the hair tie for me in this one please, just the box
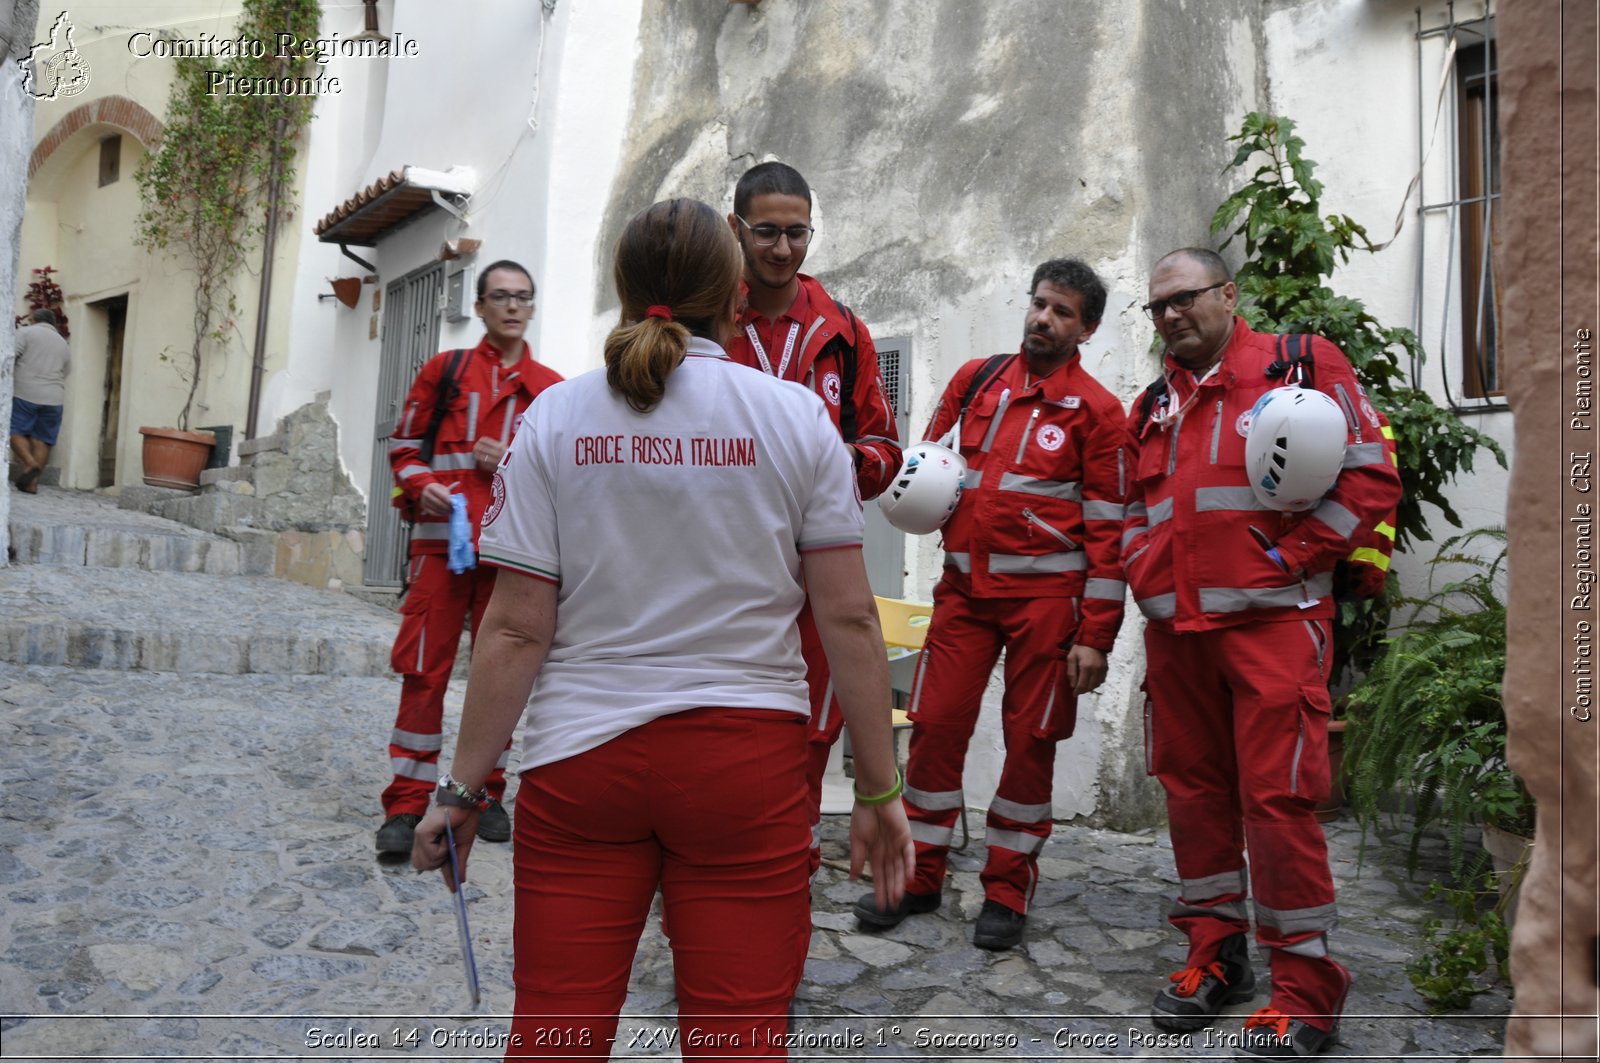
[644,305,673,322]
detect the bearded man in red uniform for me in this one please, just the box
[725,163,902,874]
[1126,248,1402,1059]
[375,260,564,859]
[854,258,1129,951]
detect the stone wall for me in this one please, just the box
[1500,3,1599,1058]
[599,0,1262,827]
[1,0,42,568]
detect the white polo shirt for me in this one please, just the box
[480,336,864,772]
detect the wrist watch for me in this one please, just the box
[436,772,490,811]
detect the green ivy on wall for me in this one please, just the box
[135,0,322,430]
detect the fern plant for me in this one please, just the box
[1342,528,1529,877]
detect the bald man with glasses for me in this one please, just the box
[1124,248,1401,1059]
[726,162,902,881]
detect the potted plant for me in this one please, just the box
[1341,528,1531,1010]
[137,349,214,489]
[133,0,318,489]
[1208,115,1508,819]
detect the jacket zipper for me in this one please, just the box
[1166,417,1182,477]
[1014,407,1041,464]
[1209,400,1224,463]
[1022,508,1076,549]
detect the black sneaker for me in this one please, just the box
[1235,1008,1337,1059]
[972,899,1026,950]
[476,799,511,843]
[1151,933,1256,1031]
[853,889,941,927]
[375,813,421,858]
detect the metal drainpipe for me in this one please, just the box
[246,113,287,442]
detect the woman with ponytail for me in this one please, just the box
[413,197,913,1060]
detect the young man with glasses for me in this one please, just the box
[1123,248,1401,1058]
[375,260,564,860]
[725,162,902,877]
[854,258,1128,952]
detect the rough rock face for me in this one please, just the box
[250,400,367,533]
[1500,4,1600,1059]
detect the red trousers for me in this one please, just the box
[901,583,1079,913]
[382,554,507,817]
[1143,619,1351,1027]
[507,707,811,1061]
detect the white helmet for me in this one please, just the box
[879,441,967,534]
[1245,387,1349,511]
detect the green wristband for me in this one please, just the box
[853,768,903,806]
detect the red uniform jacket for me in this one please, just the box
[925,350,1130,653]
[388,337,563,556]
[729,274,901,500]
[1121,318,1403,632]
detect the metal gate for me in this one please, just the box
[862,334,911,597]
[363,261,446,588]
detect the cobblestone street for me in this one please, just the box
[1,489,1513,1060]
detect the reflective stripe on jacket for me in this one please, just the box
[925,349,1129,652]
[1120,319,1403,631]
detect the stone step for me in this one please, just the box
[9,489,274,575]
[149,491,265,536]
[0,565,399,677]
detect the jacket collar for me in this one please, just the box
[1162,315,1253,389]
[1010,346,1083,403]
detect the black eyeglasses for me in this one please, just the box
[736,216,815,248]
[483,290,535,308]
[1141,282,1227,320]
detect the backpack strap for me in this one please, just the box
[831,298,862,442]
[959,354,1015,420]
[419,348,469,463]
[1266,334,1316,388]
[1134,375,1169,436]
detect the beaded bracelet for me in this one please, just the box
[853,768,903,806]
[436,772,490,811]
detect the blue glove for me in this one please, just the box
[447,493,476,574]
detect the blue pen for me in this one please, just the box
[443,818,481,1008]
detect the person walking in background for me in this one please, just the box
[412,198,913,1059]
[1126,248,1402,1059]
[10,308,71,494]
[856,258,1128,951]
[725,161,902,876]
[375,260,563,859]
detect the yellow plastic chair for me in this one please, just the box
[872,596,968,851]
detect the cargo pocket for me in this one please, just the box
[1289,683,1334,801]
[1032,610,1082,741]
[390,566,433,677]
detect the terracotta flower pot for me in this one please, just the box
[139,426,215,489]
[1480,819,1533,924]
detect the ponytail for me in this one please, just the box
[603,318,689,413]
[604,198,743,413]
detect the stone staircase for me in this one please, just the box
[2,489,399,677]
[113,398,377,598]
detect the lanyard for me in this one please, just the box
[744,320,801,379]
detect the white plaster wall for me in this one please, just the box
[530,0,646,381]
[18,2,321,485]
[1263,0,1514,593]
[311,0,642,498]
